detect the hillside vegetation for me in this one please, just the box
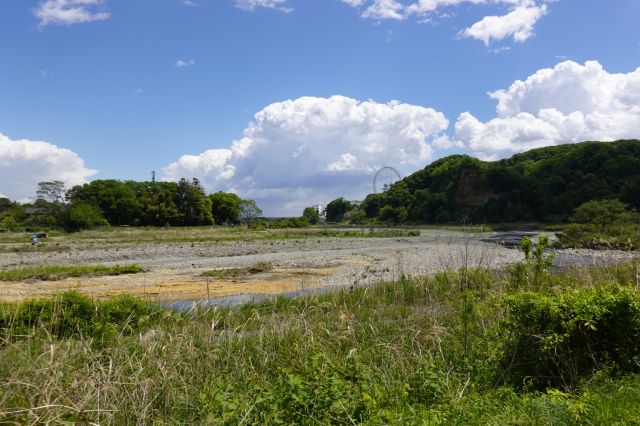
[359,139,640,224]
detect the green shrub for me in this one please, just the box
[498,285,640,391]
[556,223,639,250]
[571,199,634,229]
[63,202,108,231]
[199,351,382,425]
[508,236,555,289]
[0,291,162,345]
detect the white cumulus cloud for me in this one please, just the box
[455,60,640,159]
[0,133,97,201]
[460,3,547,44]
[362,0,406,21]
[234,0,293,12]
[163,96,449,216]
[34,0,110,27]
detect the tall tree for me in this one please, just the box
[36,180,67,223]
[302,206,321,225]
[36,181,66,204]
[325,197,353,223]
[239,199,262,226]
[174,178,213,226]
[67,180,142,226]
[209,192,242,225]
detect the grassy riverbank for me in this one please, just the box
[1,259,640,424]
[0,264,143,281]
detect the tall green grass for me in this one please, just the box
[0,261,639,423]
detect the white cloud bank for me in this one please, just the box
[0,133,96,201]
[164,60,640,215]
[163,96,449,216]
[34,0,110,27]
[455,60,640,159]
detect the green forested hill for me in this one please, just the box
[362,140,640,223]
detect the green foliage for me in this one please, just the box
[360,140,640,225]
[556,200,640,250]
[0,291,162,345]
[36,180,66,204]
[325,197,354,222]
[252,217,309,229]
[239,199,262,226]
[201,261,273,279]
[348,207,366,225]
[0,264,143,281]
[59,180,263,229]
[200,352,380,425]
[0,197,12,213]
[209,191,242,225]
[571,199,632,229]
[127,181,180,226]
[361,193,385,218]
[3,263,640,423]
[302,206,321,225]
[62,202,108,231]
[67,179,142,226]
[378,205,407,223]
[499,285,640,391]
[509,236,555,289]
[174,178,213,226]
[36,181,67,221]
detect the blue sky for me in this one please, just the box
[1,0,639,214]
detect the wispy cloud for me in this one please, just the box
[342,0,554,45]
[175,59,196,68]
[234,0,293,13]
[34,0,110,27]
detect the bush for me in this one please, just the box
[199,351,381,425]
[571,199,633,229]
[499,285,640,391]
[508,236,555,289]
[63,202,108,231]
[302,206,321,225]
[556,222,640,250]
[0,291,162,345]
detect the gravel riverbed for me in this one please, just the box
[1,230,637,302]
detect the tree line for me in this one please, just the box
[318,139,640,224]
[0,178,262,231]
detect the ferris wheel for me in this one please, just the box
[372,166,401,194]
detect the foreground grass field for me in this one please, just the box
[1,255,639,424]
